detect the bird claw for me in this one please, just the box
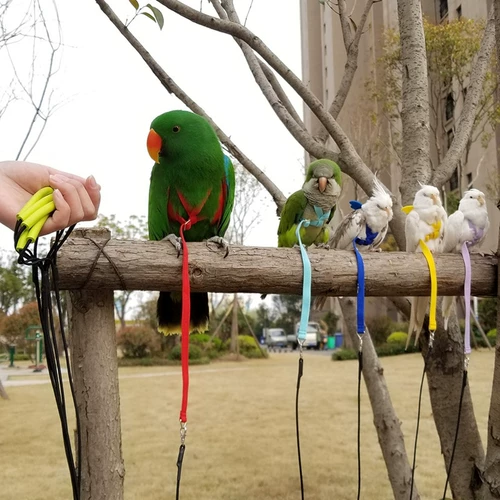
[369,247,382,253]
[161,233,183,258]
[206,236,230,258]
[315,243,330,250]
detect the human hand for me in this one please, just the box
[0,161,101,235]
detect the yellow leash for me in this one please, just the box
[418,239,437,332]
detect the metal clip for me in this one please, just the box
[180,420,187,445]
[428,330,435,349]
[298,339,304,359]
[464,355,470,371]
[357,333,364,353]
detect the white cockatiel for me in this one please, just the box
[442,188,489,329]
[328,178,393,250]
[404,184,447,348]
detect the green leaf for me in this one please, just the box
[147,4,164,30]
[129,0,139,10]
[141,11,156,23]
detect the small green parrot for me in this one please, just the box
[277,159,342,247]
[147,110,235,335]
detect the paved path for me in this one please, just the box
[0,364,250,388]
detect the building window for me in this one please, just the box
[325,67,328,79]
[456,5,462,19]
[325,89,329,102]
[447,129,454,150]
[323,23,326,35]
[450,168,458,191]
[324,44,327,56]
[440,0,449,20]
[466,172,473,188]
[445,93,454,122]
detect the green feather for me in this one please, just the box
[277,158,341,247]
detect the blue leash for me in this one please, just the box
[294,206,330,500]
[352,240,365,500]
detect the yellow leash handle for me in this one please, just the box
[418,239,437,331]
[15,187,55,251]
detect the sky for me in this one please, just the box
[0,0,306,253]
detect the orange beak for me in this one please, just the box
[318,177,327,193]
[147,128,162,163]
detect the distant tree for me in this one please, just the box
[95,214,148,330]
[271,294,302,336]
[0,301,40,349]
[478,297,497,333]
[0,0,62,159]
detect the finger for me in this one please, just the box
[39,189,71,235]
[84,175,101,220]
[50,174,98,222]
[49,175,86,225]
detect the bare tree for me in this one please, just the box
[93,0,498,497]
[0,0,62,160]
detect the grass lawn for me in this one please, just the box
[0,349,494,499]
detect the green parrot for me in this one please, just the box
[147,110,235,335]
[277,159,342,247]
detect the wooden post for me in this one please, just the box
[67,230,124,499]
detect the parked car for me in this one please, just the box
[288,322,321,349]
[263,328,288,348]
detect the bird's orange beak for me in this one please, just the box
[147,128,162,163]
[479,196,485,206]
[430,193,438,204]
[318,177,327,193]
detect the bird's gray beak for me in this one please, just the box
[318,177,327,193]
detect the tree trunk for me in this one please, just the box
[482,2,500,496]
[339,297,418,499]
[68,288,125,499]
[424,312,485,499]
[230,293,239,355]
[397,0,431,205]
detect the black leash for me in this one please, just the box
[357,345,363,500]
[295,354,305,500]
[409,336,434,500]
[441,366,468,500]
[16,225,81,500]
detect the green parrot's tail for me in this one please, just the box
[157,291,209,335]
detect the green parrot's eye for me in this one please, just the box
[172,125,181,133]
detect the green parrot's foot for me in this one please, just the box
[206,236,230,258]
[162,233,183,257]
[315,243,330,250]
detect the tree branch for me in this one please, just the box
[431,7,495,189]
[94,0,287,210]
[56,229,497,296]
[397,0,430,204]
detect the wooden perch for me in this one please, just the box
[55,229,498,297]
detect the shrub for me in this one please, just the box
[387,331,408,344]
[117,326,161,358]
[332,348,357,361]
[168,344,203,361]
[366,315,393,346]
[487,328,497,344]
[224,335,267,358]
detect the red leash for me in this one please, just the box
[179,221,191,425]
[176,220,191,500]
